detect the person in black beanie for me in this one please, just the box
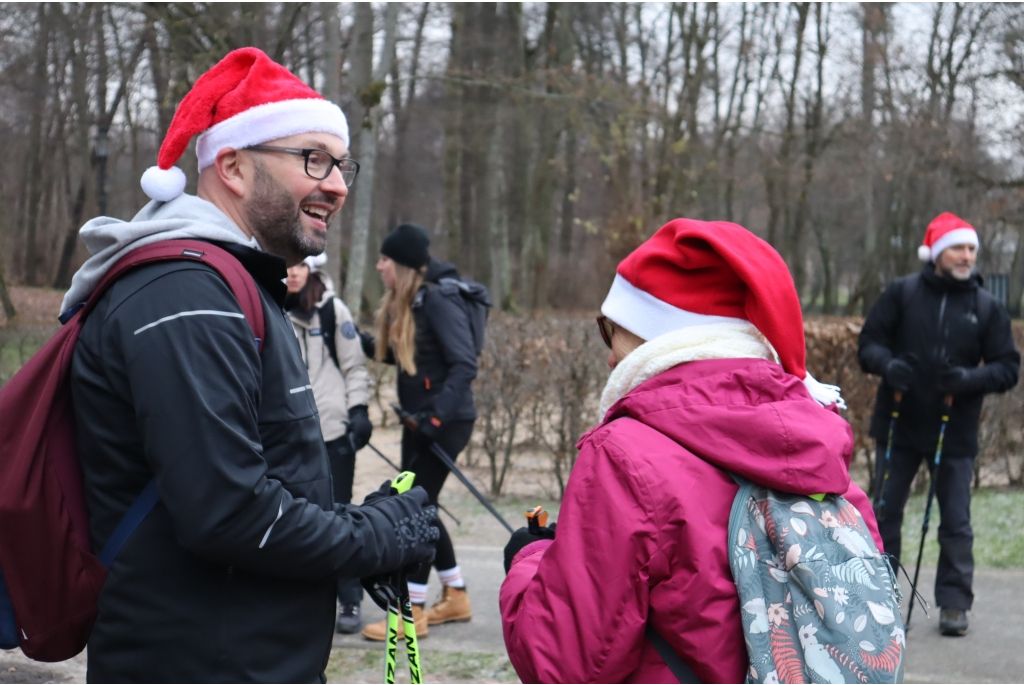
[360,224,479,641]
[380,222,431,270]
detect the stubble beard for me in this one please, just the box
[244,161,328,263]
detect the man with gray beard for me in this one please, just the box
[61,48,439,682]
[858,212,1019,637]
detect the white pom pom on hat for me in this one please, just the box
[140,47,349,202]
[140,166,187,203]
[918,212,979,263]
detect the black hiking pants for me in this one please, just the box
[874,442,975,610]
[326,435,364,606]
[401,420,475,587]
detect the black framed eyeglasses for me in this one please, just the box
[597,316,615,349]
[246,145,360,185]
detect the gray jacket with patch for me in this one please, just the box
[288,273,372,442]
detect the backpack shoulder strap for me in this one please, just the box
[319,298,340,370]
[96,479,159,568]
[82,240,266,569]
[84,240,265,353]
[646,622,702,683]
[976,284,994,333]
[897,273,920,316]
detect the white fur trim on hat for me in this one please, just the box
[303,252,328,271]
[195,98,350,172]
[923,227,978,262]
[600,273,746,342]
[140,165,187,202]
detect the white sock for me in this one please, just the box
[437,566,465,589]
[407,582,428,605]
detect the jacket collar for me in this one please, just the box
[216,242,288,307]
[919,262,980,293]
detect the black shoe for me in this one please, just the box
[939,607,968,636]
[336,603,362,634]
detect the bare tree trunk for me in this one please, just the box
[344,3,398,315]
[0,262,15,321]
[388,2,429,230]
[559,125,577,257]
[855,2,886,316]
[485,107,510,310]
[54,4,97,289]
[320,2,344,289]
[23,4,50,286]
[1008,221,1024,317]
[443,4,466,267]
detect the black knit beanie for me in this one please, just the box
[380,223,431,269]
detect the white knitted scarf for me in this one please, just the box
[598,322,844,416]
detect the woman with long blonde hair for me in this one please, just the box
[361,224,479,642]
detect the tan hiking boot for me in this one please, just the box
[426,586,472,625]
[361,605,428,641]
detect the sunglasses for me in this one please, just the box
[596,316,615,349]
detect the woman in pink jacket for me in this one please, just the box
[500,219,882,683]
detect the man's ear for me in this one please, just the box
[213,148,247,198]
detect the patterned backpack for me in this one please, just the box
[729,477,905,684]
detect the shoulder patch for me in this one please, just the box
[341,321,357,340]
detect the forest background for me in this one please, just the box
[3,2,1024,499]
[5,2,1024,318]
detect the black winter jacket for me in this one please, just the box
[858,265,1020,456]
[375,258,477,424]
[72,244,422,682]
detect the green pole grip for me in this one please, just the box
[392,471,416,495]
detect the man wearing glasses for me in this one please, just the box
[60,48,439,682]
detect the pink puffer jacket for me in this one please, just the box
[500,358,881,684]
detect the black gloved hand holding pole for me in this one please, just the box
[883,356,916,392]
[938,359,981,395]
[504,509,557,575]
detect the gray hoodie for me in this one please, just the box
[61,194,260,314]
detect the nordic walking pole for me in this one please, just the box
[906,394,953,629]
[874,389,903,521]
[391,404,515,534]
[398,573,422,684]
[363,439,462,526]
[382,471,423,685]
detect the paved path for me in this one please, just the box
[334,545,507,654]
[4,557,1023,682]
[900,567,1024,683]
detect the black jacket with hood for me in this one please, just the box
[67,195,429,683]
[858,264,1020,456]
[374,258,477,425]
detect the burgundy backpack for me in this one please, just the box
[0,240,264,662]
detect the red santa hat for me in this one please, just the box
[601,218,839,405]
[140,47,350,203]
[917,212,979,262]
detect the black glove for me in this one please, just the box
[358,329,376,358]
[362,479,393,507]
[938,361,979,395]
[347,405,373,451]
[414,412,441,441]
[883,356,916,392]
[504,523,557,574]
[361,485,440,568]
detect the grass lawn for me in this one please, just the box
[0,327,54,386]
[900,488,1024,569]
